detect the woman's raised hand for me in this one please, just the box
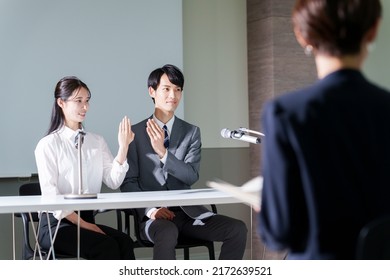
[118,116,134,148]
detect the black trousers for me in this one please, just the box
[39,211,135,260]
[141,209,248,260]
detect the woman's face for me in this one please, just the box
[57,87,90,130]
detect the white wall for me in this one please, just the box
[0,0,250,176]
[0,0,183,177]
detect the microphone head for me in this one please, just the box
[221,128,231,138]
[74,130,86,149]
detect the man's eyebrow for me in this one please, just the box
[160,83,181,90]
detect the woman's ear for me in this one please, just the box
[294,27,310,49]
[57,98,64,109]
[366,19,381,43]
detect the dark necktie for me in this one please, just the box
[163,125,169,148]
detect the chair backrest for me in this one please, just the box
[19,182,41,196]
[17,182,73,260]
[356,216,390,260]
[18,182,41,224]
[116,205,217,259]
[17,182,42,259]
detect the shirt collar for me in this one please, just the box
[153,115,175,134]
[58,125,86,142]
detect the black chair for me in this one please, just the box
[356,216,390,259]
[16,182,73,260]
[116,205,217,260]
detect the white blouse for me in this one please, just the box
[34,126,129,220]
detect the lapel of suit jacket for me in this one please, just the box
[168,117,182,155]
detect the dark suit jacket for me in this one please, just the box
[259,69,390,259]
[120,116,208,219]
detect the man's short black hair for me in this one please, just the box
[147,64,184,90]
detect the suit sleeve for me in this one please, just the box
[163,126,201,187]
[120,140,142,193]
[259,101,308,252]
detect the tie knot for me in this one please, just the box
[163,125,169,148]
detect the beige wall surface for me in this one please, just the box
[363,0,390,89]
[183,0,249,149]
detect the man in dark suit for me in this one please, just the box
[121,64,247,260]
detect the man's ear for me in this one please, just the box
[148,86,155,99]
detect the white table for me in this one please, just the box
[0,188,240,213]
[0,188,241,259]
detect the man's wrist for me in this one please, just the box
[159,149,168,162]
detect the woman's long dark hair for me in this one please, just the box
[47,76,91,135]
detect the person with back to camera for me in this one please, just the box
[258,0,390,259]
[34,76,136,259]
[120,64,247,260]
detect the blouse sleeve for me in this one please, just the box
[34,137,73,220]
[100,137,129,190]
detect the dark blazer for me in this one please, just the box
[259,69,390,259]
[120,116,208,219]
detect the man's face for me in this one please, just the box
[149,74,182,113]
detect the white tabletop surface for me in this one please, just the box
[0,188,241,214]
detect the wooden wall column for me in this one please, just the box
[246,0,316,259]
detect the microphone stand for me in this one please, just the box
[238,127,265,137]
[65,130,97,199]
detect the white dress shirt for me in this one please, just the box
[34,125,129,220]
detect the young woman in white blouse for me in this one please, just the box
[34,76,135,259]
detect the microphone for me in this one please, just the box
[65,129,97,199]
[74,130,86,149]
[221,128,261,144]
[238,127,265,137]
